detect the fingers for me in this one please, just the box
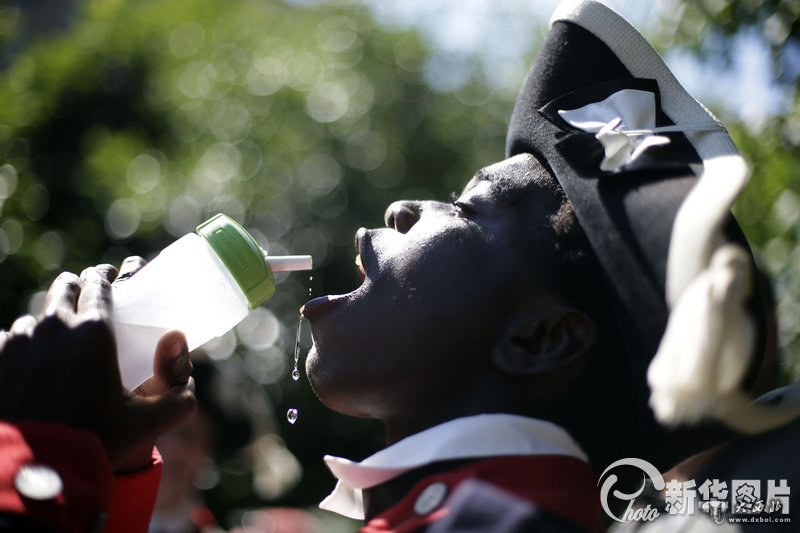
[0,331,32,419]
[132,331,190,397]
[77,266,114,322]
[95,264,119,283]
[9,315,37,337]
[40,272,80,322]
[115,256,146,283]
[39,266,113,325]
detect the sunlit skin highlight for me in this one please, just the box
[301,153,597,445]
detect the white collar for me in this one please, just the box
[319,413,587,520]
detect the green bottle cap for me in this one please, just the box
[196,214,275,308]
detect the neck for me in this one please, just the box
[381,374,530,445]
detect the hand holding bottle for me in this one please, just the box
[0,265,197,473]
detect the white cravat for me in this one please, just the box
[319,413,587,520]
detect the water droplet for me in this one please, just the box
[292,368,300,381]
[287,408,298,424]
[294,316,304,364]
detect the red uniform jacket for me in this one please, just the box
[360,456,603,533]
[0,422,161,533]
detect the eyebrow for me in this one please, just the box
[459,168,494,196]
[459,170,525,208]
[472,168,492,182]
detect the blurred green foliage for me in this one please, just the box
[0,0,511,526]
[660,0,800,375]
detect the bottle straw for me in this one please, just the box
[264,255,313,272]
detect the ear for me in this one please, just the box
[491,307,596,376]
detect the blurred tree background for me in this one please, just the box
[655,0,800,376]
[1,0,799,529]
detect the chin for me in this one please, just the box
[305,345,346,411]
[305,344,376,419]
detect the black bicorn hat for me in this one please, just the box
[506,0,787,469]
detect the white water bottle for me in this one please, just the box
[112,213,312,389]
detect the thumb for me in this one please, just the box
[155,331,191,388]
[134,331,191,397]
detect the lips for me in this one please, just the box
[354,227,367,284]
[355,253,366,284]
[300,228,370,320]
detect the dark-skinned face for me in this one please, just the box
[301,154,566,432]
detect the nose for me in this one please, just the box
[384,201,421,233]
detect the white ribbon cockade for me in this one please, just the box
[558,88,671,172]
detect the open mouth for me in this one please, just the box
[300,228,370,319]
